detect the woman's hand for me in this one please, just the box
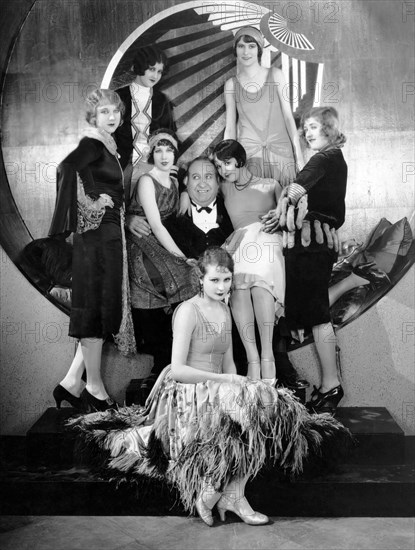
[96,193,114,209]
[260,209,280,233]
[126,214,151,238]
[185,258,198,267]
[179,191,191,216]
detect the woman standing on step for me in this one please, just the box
[262,106,348,414]
[49,88,133,413]
[69,247,351,527]
[224,26,304,185]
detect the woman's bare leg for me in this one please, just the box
[230,289,260,378]
[80,337,109,399]
[312,322,340,392]
[60,341,85,397]
[251,287,276,380]
[329,272,369,306]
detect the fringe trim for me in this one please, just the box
[113,207,137,356]
[68,380,352,513]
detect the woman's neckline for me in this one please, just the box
[236,67,270,91]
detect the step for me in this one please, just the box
[24,406,406,469]
[1,462,414,517]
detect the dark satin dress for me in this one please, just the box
[49,137,124,339]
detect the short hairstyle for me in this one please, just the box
[212,139,247,168]
[132,45,169,76]
[85,88,125,125]
[197,246,234,276]
[300,106,347,148]
[147,128,180,164]
[233,34,263,63]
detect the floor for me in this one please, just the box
[0,516,414,550]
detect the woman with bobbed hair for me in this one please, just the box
[68,246,351,527]
[115,44,176,204]
[224,26,304,185]
[49,88,133,412]
[263,106,348,414]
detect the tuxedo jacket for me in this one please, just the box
[115,85,176,170]
[164,195,234,258]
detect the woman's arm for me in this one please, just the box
[224,78,237,140]
[273,68,304,172]
[170,303,241,383]
[137,175,187,258]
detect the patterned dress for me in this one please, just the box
[69,299,351,513]
[127,174,197,309]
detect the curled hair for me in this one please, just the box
[300,106,347,148]
[132,45,169,76]
[233,34,263,63]
[197,246,234,277]
[147,128,180,164]
[212,139,247,168]
[85,88,125,125]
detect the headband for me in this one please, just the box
[233,26,264,48]
[148,132,178,151]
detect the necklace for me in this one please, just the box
[234,173,253,191]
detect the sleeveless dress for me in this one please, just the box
[68,300,351,513]
[127,174,197,309]
[221,176,285,316]
[233,70,296,182]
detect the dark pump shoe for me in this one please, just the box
[81,389,116,412]
[306,385,344,415]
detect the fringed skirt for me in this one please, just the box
[68,367,351,513]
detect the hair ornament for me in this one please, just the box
[148,132,178,151]
[233,26,265,48]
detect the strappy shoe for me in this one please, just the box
[307,384,344,415]
[261,358,276,387]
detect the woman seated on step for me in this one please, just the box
[69,246,351,527]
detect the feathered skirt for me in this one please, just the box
[68,367,351,512]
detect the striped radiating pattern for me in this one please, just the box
[268,12,314,51]
[109,7,320,166]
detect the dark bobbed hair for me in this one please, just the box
[233,34,263,63]
[300,106,347,148]
[85,88,125,125]
[197,246,234,277]
[212,139,247,168]
[147,128,180,164]
[132,45,169,76]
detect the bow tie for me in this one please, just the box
[191,199,216,214]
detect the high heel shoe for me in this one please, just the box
[195,481,221,526]
[217,494,269,525]
[53,384,83,410]
[306,384,344,415]
[81,388,116,412]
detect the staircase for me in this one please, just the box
[1,397,414,517]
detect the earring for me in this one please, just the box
[199,280,204,297]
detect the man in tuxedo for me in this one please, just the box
[126,157,308,390]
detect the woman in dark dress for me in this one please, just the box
[263,106,348,414]
[49,88,132,412]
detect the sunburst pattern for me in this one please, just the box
[267,12,314,50]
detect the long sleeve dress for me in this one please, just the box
[68,298,351,514]
[48,135,125,340]
[283,147,348,331]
